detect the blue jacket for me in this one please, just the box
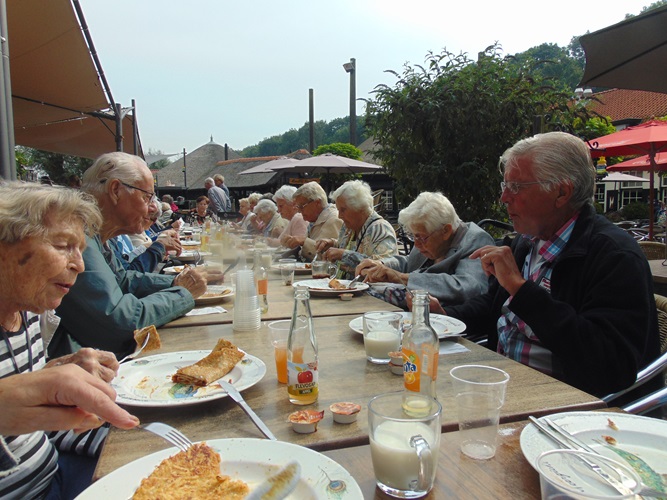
[51,235,194,358]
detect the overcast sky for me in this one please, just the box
[81,0,651,155]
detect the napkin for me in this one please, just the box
[439,341,469,356]
[186,306,227,316]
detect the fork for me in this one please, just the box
[138,422,194,452]
[118,331,151,364]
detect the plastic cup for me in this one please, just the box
[268,320,291,383]
[536,449,642,499]
[279,258,296,286]
[368,391,441,498]
[363,311,402,364]
[449,364,510,460]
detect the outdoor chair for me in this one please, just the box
[614,220,637,230]
[607,294,667,415]
[477,219,515,246]
[395,225,413,256]
[638,241,667,260]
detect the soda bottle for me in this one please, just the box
[402,290,439,416]
[256,264,269,314]
[287,286,318,405]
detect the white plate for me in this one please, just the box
[179,250,212,262]
[194,286,235,306]
[348,312,466,339]
[293,279,369,296]
[520,411,667,489]
[181,240,200,246]
[75,438,362,499]
[271,262,312,274]
[162,265,186,275]
[112,350,265,407]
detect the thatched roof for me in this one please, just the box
[154,139,240,188]
[358,137,382,165]
[215,150,312,190]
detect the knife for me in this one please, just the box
[246,461,301,500]
[219,379,277,440]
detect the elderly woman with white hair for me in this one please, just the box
[270,185,308,247]
[253,199,287,239]
[0,182,139,498]
[356,191,493,309]
[316,180,397,279]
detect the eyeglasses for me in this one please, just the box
[294,199,316,211]
[500,180,550,195]
[406,226,442,245]
[119,181,157,205]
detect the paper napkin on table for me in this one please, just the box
[186,306,227,316]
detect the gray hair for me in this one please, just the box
[82,152,148,197]
[213,174,224,183]
[162,194,174,203]
[0,181,102,243]
[247,192,263,205]
[204,177,215,186]
[331,180,373,212]
[294,181,327,206]
[254,199,278,216]
[499,131,595,210]
[273,185,297,202]
[398,192,461,233]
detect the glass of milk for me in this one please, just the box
[363,312,402,364]
[368,391,441,498]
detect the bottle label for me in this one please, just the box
[257,278,268,295]
[287,361,318,396]
[403,345,438,392]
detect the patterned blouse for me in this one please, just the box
[333,211,398,279]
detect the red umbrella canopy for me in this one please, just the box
[589,120,667,158]
[607,152,667,172]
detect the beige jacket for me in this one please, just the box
[301,204,343,261]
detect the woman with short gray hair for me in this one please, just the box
[317,180,397,279]
[356,191,493,309]
[271,185,308,247]
[253,199,287,239]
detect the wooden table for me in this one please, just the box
[325,419,540,499]
[649,258,667,284]
[162,277,402,328]
[94,315,605,480]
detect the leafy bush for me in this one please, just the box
[621,202,649,220]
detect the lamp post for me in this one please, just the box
[343,58,356,146]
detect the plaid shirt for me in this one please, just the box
[496,213,579,376]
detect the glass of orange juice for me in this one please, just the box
[268,320,291,384]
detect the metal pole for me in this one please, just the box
[115,102,123,152]
[182,148,187,188]
[0,0,16,180]
[131,98,138,156]
[349,58,356,147]
[309,88,314,153]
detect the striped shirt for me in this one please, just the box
[496,213,579,376]
[1,312,58,500]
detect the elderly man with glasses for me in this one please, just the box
[283,182,342,261]
[440,132,660,398]
[50,152,207,359]
[356,191,493,310]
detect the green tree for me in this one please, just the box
[312,142,362,159]
[146,148,171,170]
[28,149,92,185]
[509,43,584,91]
[365,44,592,222]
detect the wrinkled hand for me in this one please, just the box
[0,364,139,435]
[470,245,525,296]
[355,258,380,277]
[357,260,407,285]
[173,267,207,298]
[315,238,336,254]
[283,235,305,249]
[405,292,447,315]
[171,218,184,231]
[202,268,224,285]
[45,347,119,383]
[157,230,182,256]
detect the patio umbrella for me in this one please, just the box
[589,120,667,238]
[607,152,667,172]
[599,172,649,183]
[238,157,300,175]
[269,153,382,174]
[579,4,667,94]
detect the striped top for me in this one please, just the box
[0,312,58,500]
